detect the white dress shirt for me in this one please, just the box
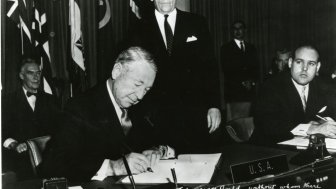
[234,39,244,50]
[155,9,177,48]
[291,79,310,134]
[292,79,309,105]
[23,87,37,111]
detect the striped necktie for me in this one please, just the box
[300,86,307,112]
[164,14,173,55]
[121,109,132,135]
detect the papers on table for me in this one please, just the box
[120,153,221,184]
[278,136,336,152]
[279,124,336,153]
[290,124,310,137]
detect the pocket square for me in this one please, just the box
[186,36,197,42]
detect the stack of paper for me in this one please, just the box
[120,153,221,184]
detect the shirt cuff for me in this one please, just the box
[91,159,111,181]
[160,145,175,159]
[3,138,17,149]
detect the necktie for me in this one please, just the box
[301,86,307,112]
[26,92,37,111]
[26,91,36,97]
[164,14,173,55]
[121,109,132,135]
[240,41,245,52]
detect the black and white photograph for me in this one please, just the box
[1,0,336,188]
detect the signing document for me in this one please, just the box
[120,153,221,184]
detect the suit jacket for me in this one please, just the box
[2,88,60,180]
[2,88,60,141]
[129,9,220,110]
[221,40,259,102]
[251,71,336,145]
[38,84,161,181]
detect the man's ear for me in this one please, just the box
[288,58,293,68]
[316,62,321,75]
[111,63,122,79]
[19,72,24,80]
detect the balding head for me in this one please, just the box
[288,45,321,85]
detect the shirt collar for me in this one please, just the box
[155,9,177,32]
[22,87,37,98]
[106,79,122,121]
[291,79,309,97]
[234,39,244,48]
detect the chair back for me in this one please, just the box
[26,135,51,175]
[226,117,254,142]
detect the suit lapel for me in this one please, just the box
[286,77,306,119]
[305,80,323,119]
[97,85,125,138]
[171,10,185,55]
[149,15,169,55]
[18,88,34,114]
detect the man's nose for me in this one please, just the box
[302,62,308,71]
[33,73,41,80]
[135,88,146,100]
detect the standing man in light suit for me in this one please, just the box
[128,0,223,153]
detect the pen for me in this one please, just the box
[316,114,328,122]
[171,168,178,189]
[121,142,154,172]
[122,155,136,189]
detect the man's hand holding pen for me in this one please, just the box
[110,152,151,175]
[307,117,336,138]
[142,149,161,170]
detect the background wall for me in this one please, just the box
[2,0,336,107]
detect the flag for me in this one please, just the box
[32,0,53,94]
[69,0,87,97]
[7,0,34,55]
[6,0,53,94]
[97,0,115,81]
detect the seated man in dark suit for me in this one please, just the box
[2,57,61,180]
[39,47,174,181]
[251,45,336,145]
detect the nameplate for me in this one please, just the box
[230,154,288,183]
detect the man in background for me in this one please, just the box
[221,20,259,120]
[2,57,60,180]
[251,45,336,145]
[128,0,223,152]
[266,49,291,79]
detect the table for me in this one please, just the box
[3,144,336,189]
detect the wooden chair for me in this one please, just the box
[26,135,51,175]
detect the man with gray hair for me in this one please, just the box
[252,45,336,145]
[39,47,174,181]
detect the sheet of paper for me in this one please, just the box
[120,153,221,184]
[290,124,310,137]
[278,137,336,150]
[69,186,83,189]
